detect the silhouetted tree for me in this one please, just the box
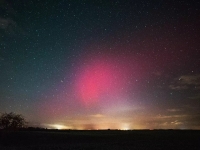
[0,112,27,130]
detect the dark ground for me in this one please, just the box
[0,130,200,150]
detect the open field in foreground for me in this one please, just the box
[0,130,200,150]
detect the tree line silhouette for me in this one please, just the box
[0,112,27,130]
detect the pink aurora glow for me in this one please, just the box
[74,56,131,106]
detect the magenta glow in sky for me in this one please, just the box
[74,56,130,106]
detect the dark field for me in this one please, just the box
[0,130,200,150]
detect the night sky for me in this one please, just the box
[0,0,200,130]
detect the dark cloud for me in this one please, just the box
[169,74,200,90]
[0,0,19,35]
[179,75,200,85]
[0,17,16,30]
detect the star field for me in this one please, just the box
[0,0,200,129]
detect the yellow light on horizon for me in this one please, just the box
[50,124,68,129]
[121,123,130,130]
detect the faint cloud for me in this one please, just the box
[155,114,188,119]
[90,114,105,118]
[0,18,16,30]
[144,113,200,129]
[169,74,200,90]
[158,120,183,126]
[179,75,200,85]
[167,108,181,112]
[169,85,188,90]
[0,0,19,35]
[189,94,200,100]
[152,71,162,76]
[148,114,188,129]
[171,120,183,125]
